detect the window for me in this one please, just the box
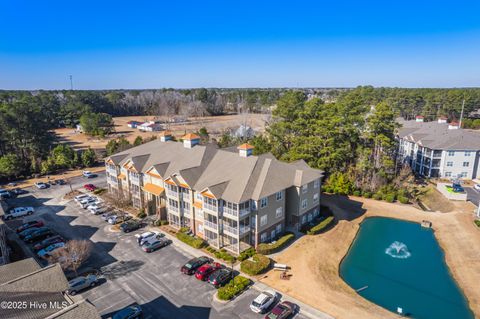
[313,193,319,203]
[314,179,320,189]
[276,191,283,201]
[460,172,468,178]
[276,224,282,234]
[301,199,308,209]
[463,162,469,167]
[445,172,452,177]
[260,232,268,243]
[260,215,267,226]
[260,197,268,208]
[251,200,257,210]
[446,162,453,167]
[302,184,308,193]
[276,207,283,218]
[271,229,276,240]
[196,193,203,201]
[448,151,455,156]
[308,213,313,222]
[465,151,472,156]
[301,215,307,224]
[314,208,319,216]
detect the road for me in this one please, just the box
[4,173,308,319]
[465,187,480,208]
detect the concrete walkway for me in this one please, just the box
[149,225,335,319]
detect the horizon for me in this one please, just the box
[1,0,480,89]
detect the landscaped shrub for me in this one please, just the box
[256,232,295,255]
[384,194,395,203]
[238,247,256,262]
[93,188,106,195]
[214,249,236,263]
[398,196,409,204]
[160,220,169,226]
[153,219,169,226]
[353,190,361,196]
[206,246,217,253]
[137,209,147,218]
[240,254,271,275]
[217,276,250,301]
[362,191,372,198]
[474,220,480,228]
[307,216,335,235]
[372,192,383,200]
[177,230,207,249]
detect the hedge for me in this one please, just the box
[238,247,256,262]
[240,254,271,275]
[475,220,480,228]
[256,232,295,255]
[398,196,409,204]
[307,216,335,235]
[176,231,207,249]
[217,276,250,300]
[93,188,106,195]
[214,249,236,263]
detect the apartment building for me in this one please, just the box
[105,132,323,254]
[397,117,480,179]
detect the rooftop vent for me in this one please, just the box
[182,133,201,148]
[237,143,254,157]
[415,115,424,122]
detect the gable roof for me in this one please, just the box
[0,263,69,293]
[0,258,40,285]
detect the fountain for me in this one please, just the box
[385,241,411,259]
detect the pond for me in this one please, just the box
[340,217,473,319]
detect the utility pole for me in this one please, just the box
[459,99,465,128]
[69,75,73,91]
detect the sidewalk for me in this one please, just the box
[148,225,335,319]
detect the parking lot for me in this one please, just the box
[466,186,480,207]
[3,173,308,319]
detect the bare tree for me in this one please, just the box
[50,240,92,275]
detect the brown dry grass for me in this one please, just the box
[261,195,480,319]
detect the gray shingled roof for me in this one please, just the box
[0,263,69,293]
[0,258,40,284]
[107,139,324,203]
[0,291,67,319]
[46,300,101,319]
[398,120,480,151]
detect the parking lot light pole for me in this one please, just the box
[231,260,235,285]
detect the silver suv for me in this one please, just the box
[67,274,99,295]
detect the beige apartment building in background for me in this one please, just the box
[105,132,323,254]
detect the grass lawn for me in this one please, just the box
[445,185,464,194]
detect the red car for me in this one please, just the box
[194,262,222,281]
[264,301,297,319]
[16,220,44,233]
[83,184,97,191]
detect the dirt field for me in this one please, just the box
[261,195,480,319]
[55,114,268,152]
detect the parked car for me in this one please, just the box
[108,214,131,225]
[11,188,28,196]
[181,256,213,275]
[89,206,108,215]
[142,238,171,252]
[34,182,48,189]
[24,227,54,243]
[208,268,233,288]
[16,220,44,233]
[120,220,142,233]
[83,171,97,178]
[101,211,117,222]
[19,227,42,239]
[0,189,12,199]
[7,182,17,187]
[474,184,480,191]
[57,179,66,185]
[67,274,99,295]
[4,207,34,220]
[135,231,164,246]
[37,242,65,258]
[250,290,280,314]
[80,197,100,209]
[264,301,297,319]
[194,263,222,281]
[74,194,90,202]
[84,184,97,191]
[33,235,64,251]
[112,304,143,319]
[452,183,465,193]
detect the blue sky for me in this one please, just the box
[1,0,480,89]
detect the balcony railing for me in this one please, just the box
[204,220,218,231]
[223,207,238,218]
[223,224,238,235]
[240,225,250,235]
[180,192,191,201]
[166,190,178,198]
[239,209,250,218]
[107,167,117,175]
[168,205,179,213]
[203,203,218,212]
[130,175,140,185]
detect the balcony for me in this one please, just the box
[223,224,238,236]
[130,174,140,185]
[204,220,218,231]
[223,207,238,218]
[239,209,250,218]
[168,205,179,213]
[240,225,250,235]
[203,203,218,213]
[166,190,179,198]
[107,167,117,176]
[180,192,191,201]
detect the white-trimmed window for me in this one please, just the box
[276,224,282,234]
[302,184,308,193]
[445,172,452,177]
[460,172,468,178]
[313,193,319,203]
[276,191,283,201]
[448,151,455,156]
[276,207,283,218]
[314,179,320,189]
[446,162,453,167]
[196,193,203,201]
[301,199,308,209]
[260,232,267,243]
[260,215,267,226]
[260,197,268,208]
[465,151,472,156]
[463,162,469,167]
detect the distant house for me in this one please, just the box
[232,124,255,139]
[127,121,142,128]
[138,121,163,132]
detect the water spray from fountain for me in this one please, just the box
[385,241,411,259]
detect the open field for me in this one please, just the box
[55,114,268,152]
[260,194,480,319]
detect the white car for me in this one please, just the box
[35,182,48,189]
[88,205,107,215]
[474,184,480,191]
[4,207,34,220]
[83,171,96,178]
[37,242,65,258]
[74,194,90,202]
[80,197,100,209]
[135,231,164,246]
[250,290,280,314]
